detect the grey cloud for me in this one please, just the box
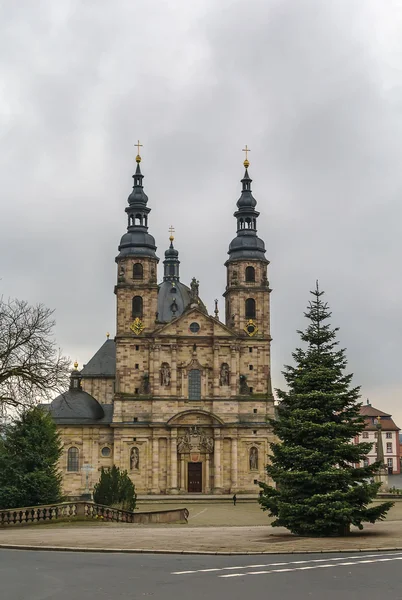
[1,0,402,423]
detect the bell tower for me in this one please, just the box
[223,148,271,338]
[115,144,159,337]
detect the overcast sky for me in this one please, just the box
[1,0,402,425]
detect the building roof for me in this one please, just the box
[81,339,116,378]
[360,405,391,418]
[363,418,400,432]
[359,404,400,432]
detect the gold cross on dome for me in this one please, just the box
[242,145,250,161]
[136,140,143,155]
[169,225,175,241]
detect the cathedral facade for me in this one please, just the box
[50,150,275,496]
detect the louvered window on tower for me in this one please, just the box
[245,298,256,319]
[245,266,255,282]
[133,263,143,279]
[188,369,201,400]
[132,296,143,318]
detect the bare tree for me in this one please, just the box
[0,298,70,413]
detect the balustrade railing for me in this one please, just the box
[0,502,189,526]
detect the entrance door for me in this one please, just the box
[188,462,202,493]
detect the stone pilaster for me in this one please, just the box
[230,346,237,396]
[171,344,177,396]
[205,453,211,493]
[170,428,178,494]
[180,454,186,492]
[153,344,160,396]
[213,428,223,493]
[151,434,159,493]
[231,437,238,492]
[213,345,220,397]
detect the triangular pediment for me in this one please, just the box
[155,307,238,338]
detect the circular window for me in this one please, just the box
[189,322,200,334]
[101,447,111,457]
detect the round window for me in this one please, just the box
[189,322,200,334]
[101,447,111,457]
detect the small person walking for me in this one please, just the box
[232,494,237,506]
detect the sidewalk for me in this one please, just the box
[1,520,402,554]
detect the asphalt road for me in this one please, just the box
[1,549,402,600]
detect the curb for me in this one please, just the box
[1,544,402,556]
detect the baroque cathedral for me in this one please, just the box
[50,147,275,496]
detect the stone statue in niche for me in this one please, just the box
[160,362,171,386]
[118,265,125,283]
[219,363,230,386]
[249,447,258,470]
[140,373,150,394]
[190,277,199,304]
[130,447,139,470]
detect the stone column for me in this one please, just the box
[231,437,238,492]
[170,428,178,494]
[213,429,223,493]
[213,345,220,397]
[180,454,186,492]
[205,454,211,493]
[171,344,177,397]
[230,346,237,396]
[151,434,159,493]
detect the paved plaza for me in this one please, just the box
[1,500,402,554]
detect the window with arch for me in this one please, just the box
[188,369,201,400]
[133,263,143,280]
[245,266,255,282]
[67,447,79,472]
[132,296,143,318]
[245,298,256,319]
[135,213,142,226]
[249,447,258,470]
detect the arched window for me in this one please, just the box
[188,369,201,400]
[249,447,258,470]
[67,447,79,472]
[245,266,255,282]
[245,298,256,319]
[133,263,143,280]
[132,296,143,318]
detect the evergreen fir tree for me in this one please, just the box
[259,284,393,536]
[0,406,62,509]
[93,465,136,511]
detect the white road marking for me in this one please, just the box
[220,555,402,577]
[188,508,208,520]
[171,551,402,575]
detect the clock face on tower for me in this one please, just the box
[130,318,144,335]
[244,319,258,337]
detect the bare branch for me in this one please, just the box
[0,297,71,414]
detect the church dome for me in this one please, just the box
[50,389,105,421]
[50,367,105,422]
[157,236,208,322]
[157,280,191,322]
